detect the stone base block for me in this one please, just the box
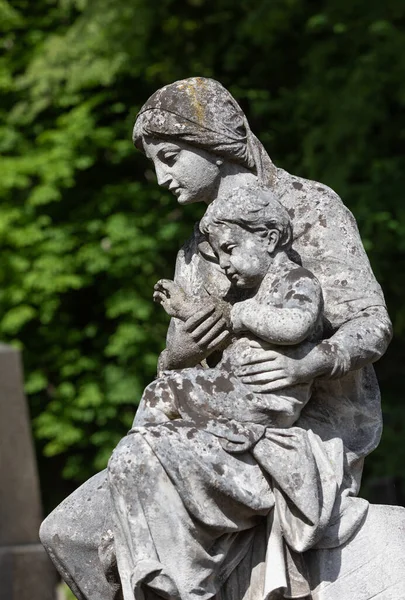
[0,543,57,600]
[308,504,405,600]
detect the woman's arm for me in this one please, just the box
[233,175,393,392]
[234,303,391,393]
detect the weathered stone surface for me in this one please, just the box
[308,504,405,599]
[0,344,56,599]
[41,77,397,600]
[0,344,42,544]
[40,470,115,600]
[0,544,56,600]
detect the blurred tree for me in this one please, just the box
[0,0,404,507]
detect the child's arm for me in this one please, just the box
[230,269,322,345]
[154,279,200,321]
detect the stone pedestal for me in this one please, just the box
[308,504,405,599]
[0,344,57,600]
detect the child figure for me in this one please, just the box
[134,185,323,449]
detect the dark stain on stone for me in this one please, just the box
[299,222,312,239]
[143,386,158,407]
[293,293,311,303]
[293,182,303,190]
[286,267,315,283]
[186,428,197,440]
[212,463,225,476]
[195,373,234,394]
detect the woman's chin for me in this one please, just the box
[178,197,204,206]
[233,277,250,289]
[173,189,210,205]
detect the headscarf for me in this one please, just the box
[133,77,276,187]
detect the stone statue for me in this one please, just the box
[142,185,323,432]
[40,77,405,600]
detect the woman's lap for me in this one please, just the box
[107,423,274,600]
[109,422,274,529]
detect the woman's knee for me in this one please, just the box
[133,377,179,427]
[39,510,58,550]
[108,433,150,486]
[40,470,110,550]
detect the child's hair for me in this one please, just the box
[200,184,292,249]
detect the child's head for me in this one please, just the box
[200,184,292,289]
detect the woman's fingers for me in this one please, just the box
[242,378,291,394]
[247,339,273,350]
[184,305,216,333]
[235,359,284,377]
[183,304,229,350]
[197,318,228,347]
[239,350,279,366]
[240,370,286,385]
[190,313,224,343]
[206,330,230,351]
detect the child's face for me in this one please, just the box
[209,224,274,289]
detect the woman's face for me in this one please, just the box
[143,138,222,205]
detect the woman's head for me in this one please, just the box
[133,78,276,204]
[133,77,255,169]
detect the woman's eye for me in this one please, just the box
[163,152,178,164]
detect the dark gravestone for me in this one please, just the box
[0,344,56,600]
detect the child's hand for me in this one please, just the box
[153,279,195,320]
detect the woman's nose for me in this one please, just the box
[155,163,171,188]
[219,255,230,270]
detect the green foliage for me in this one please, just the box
[1,0,404,501]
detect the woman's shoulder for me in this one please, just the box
[274,167,342,204]
[274,167,355,227]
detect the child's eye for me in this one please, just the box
[223,244,236,253]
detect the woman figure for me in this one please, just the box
[40,77,391,600]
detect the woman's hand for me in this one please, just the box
[183,303,230,352]
[160,302,231,371]
[233,339,334,393]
